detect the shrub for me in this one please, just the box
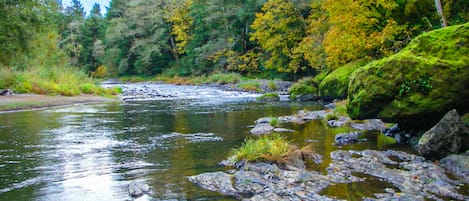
[206,73,242,84]
[91,65,107,78]
[288,77,318,100]
[257,92,280,101]
[238,80,261,92]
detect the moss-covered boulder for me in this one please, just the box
[319,60,367,99]
[347,22,469,129]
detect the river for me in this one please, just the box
[0,83,403,200]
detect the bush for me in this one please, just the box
[206,73,242,84]
[238,80,261,92]
[288,77,318,100]
[257,92,280,101]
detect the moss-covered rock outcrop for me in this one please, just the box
[347,22,469,128]
[319,60,367,99]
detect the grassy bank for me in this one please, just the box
[0,67,120,97]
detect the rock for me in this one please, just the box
[327,116,351,128]
[187,172,237,195]
[278,110,331,124]
[334,132,363,145]
[255,117,275,124]
[440,154,469,183]
[417,109,469,158]
[190,150,469,201]
[250,123,274,135]
[127,181,151,198]
[328,150,467,200]
[234,171,270,195]
[347,22,469,129]
[349,119,386,131]
[0,89,12,96]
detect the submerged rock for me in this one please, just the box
[334,131,363,145]
[127,181,151,198]
[417,109,469,158]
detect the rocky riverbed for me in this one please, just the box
[189,150,469,200]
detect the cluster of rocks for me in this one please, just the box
[189,150,469,200]
[120,85,175,101]
[250,110,334,135]
[250,109,389,146]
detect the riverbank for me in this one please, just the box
[0,94,116,112]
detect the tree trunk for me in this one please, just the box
[434,0,448,27]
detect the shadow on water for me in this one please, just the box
[0,84,413,200]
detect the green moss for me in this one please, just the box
[347,23,469,127]
[288,77,318,100]
[319,60,367,99]
[257,92,280,101]
[462,113,469,125]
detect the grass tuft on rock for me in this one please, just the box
[230,135,290,163]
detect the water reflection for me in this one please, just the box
[0,90,407,200]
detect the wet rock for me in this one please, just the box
[190,149,468,200]
[250,123,274,135]
[278,110,331,124]
[349,119,386,131]
[417,109,469,159]
[328,150,468,200]
[334,132,363,145]
[187,172,237,195]
[440,154,469,183]
[327,116,351,128]
[0,89,12,96]
[127,181,151,198]
[234,171,270,195]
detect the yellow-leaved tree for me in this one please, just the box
[250,0,306,73]
[323,0,408,68]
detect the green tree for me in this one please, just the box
[79,3,106,72]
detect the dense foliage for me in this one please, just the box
[1,0,468,91]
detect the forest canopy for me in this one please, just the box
[1,0,468,80]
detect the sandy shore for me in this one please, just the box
[0,94,117,112]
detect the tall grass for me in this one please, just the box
[230,135,290,163]
[0,31,118,96]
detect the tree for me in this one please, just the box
[250,0,308,72]
[79,3,106,72]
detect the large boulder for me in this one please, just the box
[319,60,366,100]
[347,22,469,129]
[417,109,469,158]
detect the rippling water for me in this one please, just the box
[0,84,400,200]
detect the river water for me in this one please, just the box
[0,84,402,200]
